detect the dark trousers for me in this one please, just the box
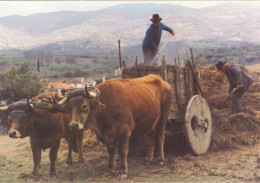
[231,88,245,111]
[142,47,158,66]
[231,83,252,112]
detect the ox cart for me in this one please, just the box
[121,51,212,155]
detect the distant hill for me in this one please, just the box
[0,2,259,51]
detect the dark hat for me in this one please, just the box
[216,61,226,70]
[150,14,162,22]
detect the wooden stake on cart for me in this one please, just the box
[118,40,122,69]
[161,55,167,82]
[190,48,195,69]
[135,56,138,77]
[187,60,205,98]
[184,63,189,103]
[122,60,126,69]
[185,48,191,100]
[190,48,200,95]
[185,49,189,64]
[177,48,181,66]
[174,57,181,109]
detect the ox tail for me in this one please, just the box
[72,134,78,153]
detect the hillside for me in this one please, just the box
[0,2,259,50]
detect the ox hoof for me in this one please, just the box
[159,161,164,166]
[77,159,84,164]
[103,168,116,177]
[65,162,72,167]
[50,174,57,178]
[66,160,73,166]
[118,173,128,179]
[108,168,116,175]
[104,171,115,177]
[65,163,72,167]
[144,159,152,165]
[49,172,57,178]
[19,173,40,181]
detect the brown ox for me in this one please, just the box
[0,95,84,177]
[34,74,171,177]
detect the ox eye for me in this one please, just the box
[81,104,88,111]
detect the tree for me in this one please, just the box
[36,49,45,61]
[0,62,47,104]
[45,53,53,65]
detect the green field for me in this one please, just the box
[0,43,259,78]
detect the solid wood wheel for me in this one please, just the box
[184,95,212,155]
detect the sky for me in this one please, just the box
[0,1,249,18]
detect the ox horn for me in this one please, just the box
[50,95,57,104]
[27,98,35,111]
[85,85,97,98]
[0,105,10,111]
[57,95,67,105]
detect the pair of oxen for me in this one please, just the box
[0,74,171,178]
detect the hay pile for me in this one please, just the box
[199,63,260,150]
[59,129,98,153]
[82,130,99,148]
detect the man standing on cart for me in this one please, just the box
[142,14,175,66]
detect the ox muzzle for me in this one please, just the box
[8,130,22,138]
[69,121,84,130]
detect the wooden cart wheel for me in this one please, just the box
[184,95,212,155]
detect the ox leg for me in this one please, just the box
[156,120,166,163]
[66,138,73,165]
[107,146,117,174]
[31,140,41,176]
[49,140,61,176]
[156,99,170,163]
[76,129,84,163]
[118,131,130,176]
[144,130,156,163]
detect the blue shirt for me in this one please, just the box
[142,22,173,51]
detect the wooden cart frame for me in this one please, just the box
[121,50,212,155]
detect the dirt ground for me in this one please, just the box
[0,63,259,182]
[0,135,260,183]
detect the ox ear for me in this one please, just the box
[85,85,97,98]
[99,102,106,110]
[27,98,35,111]
[90,99,106,112]
[61,88,67,96]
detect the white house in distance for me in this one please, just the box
[46,82,74,93]
[46,77,96,93]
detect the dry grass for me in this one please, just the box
[199,63,260,150]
